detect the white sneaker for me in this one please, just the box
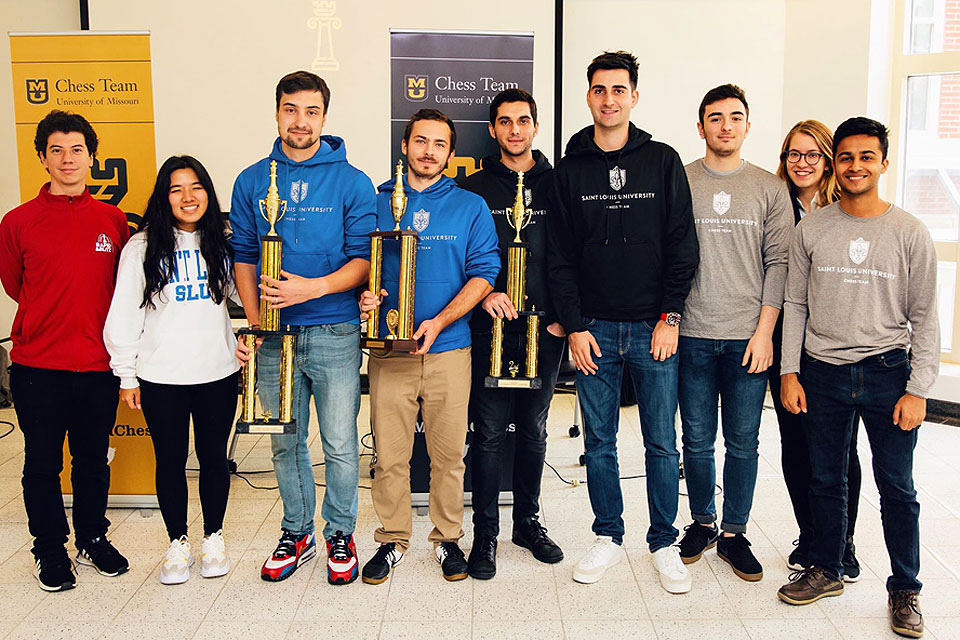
[572,536,624,584]
[652,545,692,594]
[160,536,193,585]
[200,530,231,579]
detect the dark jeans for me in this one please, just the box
[678,337,767,534]
[576,318,680,551]
[469,328,565,538]
[769,364,861,546]
[140,372,239,540]
[801,350,921,592]
[10,364,119,561]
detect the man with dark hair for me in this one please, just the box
[778,117,937,639]
[676,84,792,581]
[0,109,130,592]
[456,88,564,580]
[548,51,700,591]
[359,109,500,584]
[232,70,377,585]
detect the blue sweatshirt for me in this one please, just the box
[231,137,377,326]
[376,174,500,353]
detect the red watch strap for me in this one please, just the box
[660,313,668,322]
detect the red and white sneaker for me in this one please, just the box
[260,531,316,582]
[326,531,359,585]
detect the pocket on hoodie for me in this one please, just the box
[283,252,332,279]
[579,240,660,311]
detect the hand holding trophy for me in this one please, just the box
[236,160,297,434]
[487,171,543,389]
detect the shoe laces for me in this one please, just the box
[328,531,353,562]
[203,531,225,557]
[274,531,301,559]
[165,536,191,564]
[520,520,550,543]
[373,542,398,564]
[438,541,464,562]
[890,590,921,616]
[85,536,117,557]
[788,565,827,583]
[582,537,615,565]
[659,546,685,574]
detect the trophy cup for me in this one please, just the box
[361,160,419,351]
[235,160,297,435]
[486,171,543,389]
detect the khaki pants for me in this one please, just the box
[368,347,471,551]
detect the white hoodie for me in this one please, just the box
[104,229,239,389]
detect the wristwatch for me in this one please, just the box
[660,312,682,327]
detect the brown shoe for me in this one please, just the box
[889,590,924,638]
[777,566,844,605]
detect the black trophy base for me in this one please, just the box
[235,418,297,435]
[362,337,420,352]
[485,376,542,389]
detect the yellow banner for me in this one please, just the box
[10,32,157,229]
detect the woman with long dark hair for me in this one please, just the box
[104,155,239,585]
[773,121,861,581]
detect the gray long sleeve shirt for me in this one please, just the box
[781,202,940,397]
[680,160,792,339]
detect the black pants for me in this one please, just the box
[469,328,565,538]
[770,321,861,546]
[140,372,238,540]
[11,364,119,561]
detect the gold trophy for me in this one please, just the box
[236,160,297,434]
[486,171,543,389]
[362,160,419,351]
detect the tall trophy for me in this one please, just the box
[362,160,419,351]
[486,171,543,389]
[235,160,297,435]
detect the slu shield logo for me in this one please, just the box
[713,191,731,215]
[849,237,870,265]
[405,75,428,102]
[524,188,533,207]
[609,166,626,191]
[26,79,48,105]
[412,208,430,232]
[290,180,309,204]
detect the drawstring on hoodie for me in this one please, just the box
[599,148,626,245]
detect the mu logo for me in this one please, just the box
[26,79,49,105]
[405,75,428,102]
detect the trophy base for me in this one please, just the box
[485,376,542,389]
[362,337,420,352]
[238,327,298,337]
[235,418,297,435]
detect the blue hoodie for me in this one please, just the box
[376,174,500,353]
[231,137,377,326]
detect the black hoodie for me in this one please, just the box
[457,150,557,334]
[547,123,699,334]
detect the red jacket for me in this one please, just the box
[0,184,129,371]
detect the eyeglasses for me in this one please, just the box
[783,150,824,165]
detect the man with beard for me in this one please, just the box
[675,84,792,582]
[232,70,377,585]
[359,109,500,584]
[456,89,565,580]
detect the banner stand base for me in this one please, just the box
[63,494,159,509]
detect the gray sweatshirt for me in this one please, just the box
[781,202,940,397]
[681,160,792,339]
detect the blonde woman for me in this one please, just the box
[771,120,861,581]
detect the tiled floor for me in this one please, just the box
[0,394,959,639]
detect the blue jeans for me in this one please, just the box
[801,349,921,592]
[576,318,680,551]
[258,322,361,539]
[678,337,767,534]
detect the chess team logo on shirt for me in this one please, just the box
[95,233,114,253]
[609,166,626,192]
[290,180,309,204]
[713,191,731,215]
[524,188,533,207]
[412,208,430,232]
[848,237,870,265]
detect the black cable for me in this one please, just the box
[0,420,14,440]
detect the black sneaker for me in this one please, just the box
[468,536,497,580]
[435,541,468,581]
[717,533,763,581]
[76,536,129,577]
[361,542,403,585]
[843,536,861,583]
[678,522,718,565]
[35,556,76,592]
[787,537,811,571]
[512,518,563,564]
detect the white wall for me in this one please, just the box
[562,0,787,172]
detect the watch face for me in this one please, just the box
[666,313,682,327]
